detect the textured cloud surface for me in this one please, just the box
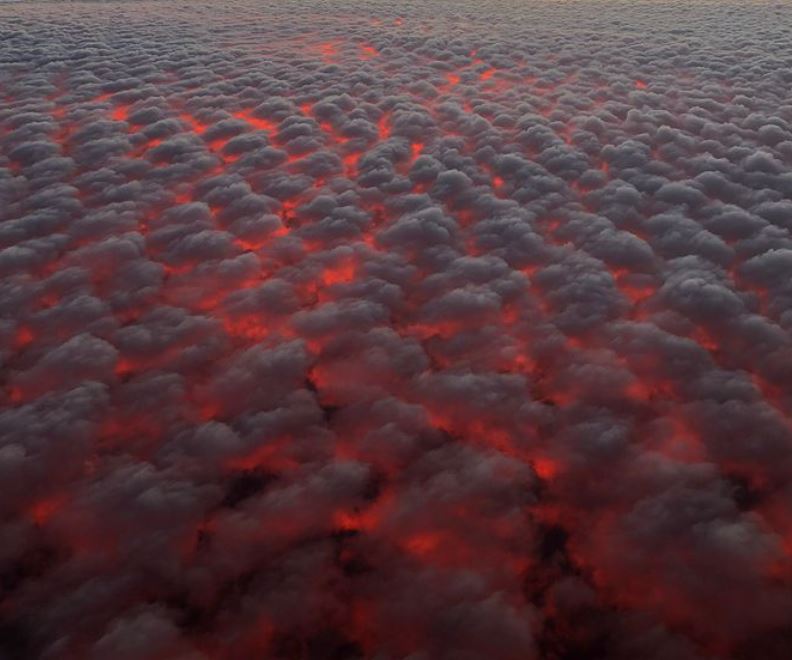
[2,1,792,658]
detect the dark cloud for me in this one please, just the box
[2,1,792,658]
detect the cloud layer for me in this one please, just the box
[2,1,792,658]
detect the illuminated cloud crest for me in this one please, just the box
[1,1,792,658]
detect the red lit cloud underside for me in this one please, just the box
[1,1,792,658]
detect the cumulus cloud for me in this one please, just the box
[1,1,792,658]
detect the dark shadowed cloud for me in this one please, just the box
[1,1,792,658]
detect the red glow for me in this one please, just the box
[234,109,278,133]
[14,325,34,349]
[479,68,496,81]
[226,436,298,472]
[111,104,130,121]
[377,113,391,140]
[221,314,269,341]
[321,260,357,286]
[5,20,790,660]
[611,268,657,304]
[27,493,68,525]
[319,41,338,62]
[360,44,379,59]
[532,457,559,480]
[39,293,59,309]
[403,530,442,557]
[179,112,208,134]
[332,484,398,543]
[343,151,361,177]
[692,327,720,353]
[133,136,163,158]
